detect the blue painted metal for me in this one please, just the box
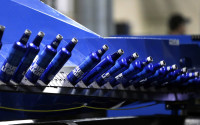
[112,35,200,68]
[112,35,200,44]
[107,102,171,117]
[0,0,101,67]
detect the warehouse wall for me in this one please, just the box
[74,0,114,37]
[113,0,200,35]
[42,0,200,36]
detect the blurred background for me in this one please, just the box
[41,0,200,37]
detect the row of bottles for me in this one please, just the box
[0,27,77,86]
[0,25,199,90]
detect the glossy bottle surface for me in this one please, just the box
[129,60,166,87]
[12,32,44,83]
[25,34,62,83]
[144,65,177,86]
[67,45,108,85]
[96,53,139,86]
[82,49,124,86]
[40,38,78,84]
[172,72,199,84]
[0,25,5,49]
[0,29,31,83]
[163,67,187,83]
[109,56,153,87]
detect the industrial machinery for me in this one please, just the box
[0,0,200,125]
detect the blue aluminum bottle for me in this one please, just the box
[0,29,31,83]
[82,49,124,86]
[25,34,63,84]
[40,38,78,84]
[109,56,153,87]
[188,77,200,86]
[171,72,199,85]
[0,25,5,49]
[183,77,199,86]
[144,64,178,84]
[11,31,45,83]
[163,67,187,83]
[129,60,166,87]
[96,52,139,86]
[67,45,109,85]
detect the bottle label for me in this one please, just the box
[1,62,17,75]
[33,55,38,63]
[72,66,84,78]
[115,73,126,83]
[101,73,111,81]
[29,63,45,76]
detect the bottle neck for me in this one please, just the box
[32,35,43,46]
[158,67,166,74]
[174,70,182,77]
[181,73,190,80]
[111,52,121,61]
[188,72,198,80]
[153,63,163,71]
[126,55,135,64]
[0,30,4,42]
[141,59,151,67]
[19,33,31,45]
[65,41,75,52]
[167,66,173,73]
[95,48,107,57]
[50,38,61,49]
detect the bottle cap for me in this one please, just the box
[194,72,199,77]
[38,31,45,37]
[117,49,124,55]
[56,34,63,40]
[0,25,5,31]
[147,56,153,62]
[32,31,45,46]
[102,44,109,51]
[172,64,178,70]
[71,38,78,44]
[160,60,166,66]
[132,52,139,58]
[25,29,32,35]
[167,66,171,71]
[96,45,109,57]
[19,29,32,44]
[181,67,187,73]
